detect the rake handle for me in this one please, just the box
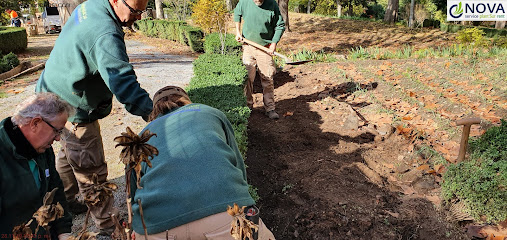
[241,38,290,62]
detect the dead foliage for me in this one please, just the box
[114,126,158,189]
[227,203,258,240]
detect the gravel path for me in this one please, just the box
[0,37,195,236]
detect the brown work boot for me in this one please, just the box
[266,110,279,119]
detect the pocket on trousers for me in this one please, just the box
[204,223,231,239]
[66,139,104,169]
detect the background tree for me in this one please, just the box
[278,0,290,31]
[496,21,506,29]
[192,0,228,53]
[164,0,193,20]
[408,0,414,27]
[154,0,163,18]
[384,0,399,23]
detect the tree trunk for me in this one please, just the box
[495,21,506,29]
[277,0,290,31]
[307,0,311,14]
[336,0,341,18]
[408,0,415,28]
[383,0,399,24]
[155,0,163,19]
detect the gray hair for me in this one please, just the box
[11,92,75,126]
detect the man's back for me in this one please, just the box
[37,0,152,123]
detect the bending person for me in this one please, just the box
[130,86,276,239]
[0,93,74,240]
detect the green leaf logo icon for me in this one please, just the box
[454,2,463,15]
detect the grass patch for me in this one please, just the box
[442,119,507,223]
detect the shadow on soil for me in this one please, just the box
[246,70,467,239]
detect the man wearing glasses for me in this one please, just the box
[36,0,151,235]
[0,93,74,240]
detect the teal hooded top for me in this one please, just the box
[130,103,255,234]
[36,0,152,123]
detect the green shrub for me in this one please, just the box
[135,19,204,51]
[456,28,489,47]
[0,27,28,54]
[0,52,20,74]
[492,36,507,48]
[180,26,204,52]
[203,33,242,55]
[442,119,507,223]
[187,40,257,201]
[365,3,384,20]
[186,53,248,145]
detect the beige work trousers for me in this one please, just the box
[57,121,115,230]
[242,44,276,112]
[134,211,276,240]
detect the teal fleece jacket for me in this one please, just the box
[36,0,152,123]
[130,104,255,234]
[0,118,72,239]
[234,0,285,46]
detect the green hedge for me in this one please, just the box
[204,33,242,55]
[0,52,20,74]
[441,23,507,38]
[180,26,204,53]
[134,19,204,52]
[442,119,507,223]
[186,52,249,156]
[0,27,28,54]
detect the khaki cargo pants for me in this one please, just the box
[57,120,115,230]
[242,44,276,112]
[134,211,276,240]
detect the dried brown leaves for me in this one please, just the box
[12,219,33,240]
[82,173,118,207]
[227,203,258,240]
[114,127,158,188]
[32,188,64,233]
[68,232,98,240]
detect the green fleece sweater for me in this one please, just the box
[36,0,152,123]
[0,118,72,239]
[234,0,285,46]
[131,104,255,234]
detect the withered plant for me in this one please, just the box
[77,173,118,239]
[114,126,158,240]
[12,219,33,240]
[12,188,65,240]
[33,188,65,235]
[227,203,258,240]
[67,231,98,240]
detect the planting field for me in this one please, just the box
[244,12,506,239]
[1,11,505,240]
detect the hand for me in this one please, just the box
[58,233,71,240]
[267,43,276,56]
[235,34,243,43]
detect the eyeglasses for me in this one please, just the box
[41,118,64,136]
[121,0,145,16]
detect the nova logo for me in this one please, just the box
[447,0,507,21]
[449,2,464,18]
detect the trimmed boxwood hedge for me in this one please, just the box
[134,19,204,52]
[0,27,28,54]
[204,33,242,55]
[186,52,249,156]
